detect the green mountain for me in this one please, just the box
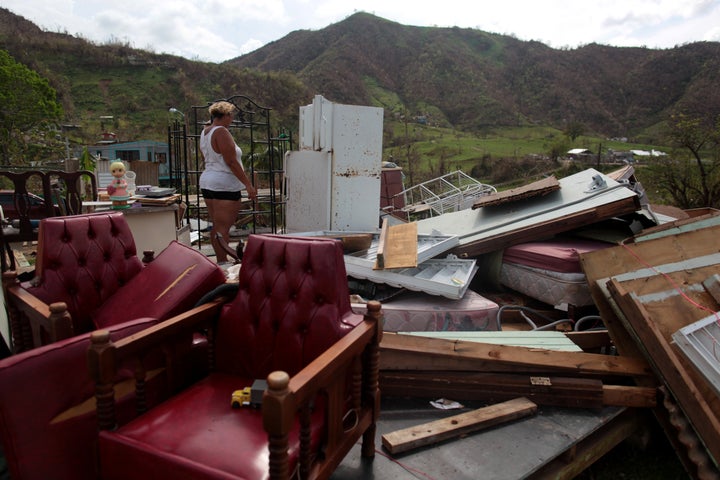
[2,8,720,146]
[229,12,720,140]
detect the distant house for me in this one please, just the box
[567,148,593,160]
[91,140,170,185]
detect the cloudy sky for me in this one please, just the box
[4,0,720,63]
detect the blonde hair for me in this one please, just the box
[110,161,125,173]
[208,101,237,120]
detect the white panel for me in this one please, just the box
[328,103,384,231]
[284,151,331,233]
[317,95,333,151]
[298,105,314,150]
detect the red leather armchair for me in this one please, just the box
[2,211,227,352]
[89,234,383,480]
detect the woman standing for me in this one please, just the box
[199,101,257,264]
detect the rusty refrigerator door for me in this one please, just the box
[285,95,383,233]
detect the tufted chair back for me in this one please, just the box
[215,234,359,379]
[24,212,143,336]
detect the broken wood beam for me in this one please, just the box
[380,333,653,379]
[380,371,657,408]
[381,397,537,455]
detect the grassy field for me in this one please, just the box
[383,122,668,187]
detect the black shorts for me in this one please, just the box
[201,189,243,201]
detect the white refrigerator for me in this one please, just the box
[284,95,384,232]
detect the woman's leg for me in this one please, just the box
[208,198,241,263]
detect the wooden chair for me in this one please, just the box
[0,169,54,272]
[89,234,383,480]
[44,169,98,215]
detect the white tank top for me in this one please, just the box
[199,126,246,192]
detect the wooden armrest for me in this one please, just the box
[289,318,378,404]
[108,297,227,355]
[89,297,229,430]
[263,301,383,480]
[5,284,73,349]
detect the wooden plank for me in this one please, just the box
[381,397,537,454]
[380,332,653,378]
[380,371,604,408]
[601,384,657,408]
[374,219,417,269]
[380,371,656,408]
[471,175,560,208]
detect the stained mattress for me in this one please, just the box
[499,238,611,309]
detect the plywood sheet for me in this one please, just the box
[472,175,560,208]
[375,220,417,269]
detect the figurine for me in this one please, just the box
[107,160,130,209]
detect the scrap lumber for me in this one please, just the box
[380,333,653,379]
[380,371,657,409]
[607,277,720,468]
[381,397,537,455]
[374,219,417,269]
[471,175,560,208]
[582,220,720,477]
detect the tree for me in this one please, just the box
[564,121,585,143]
[657,112,720,208]
[0,50,63,165]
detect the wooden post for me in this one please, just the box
[362,300,382,458]
[263,370,293,480]
[88,330,118,431]
[2,271,27,352]
[47,302,73,344]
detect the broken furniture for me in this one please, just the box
[416,168,641,258]
[581,214,720,477]
[88,234,383,480]
[390,170,497,221]
[285,95,384,233]
[2,211,226,352]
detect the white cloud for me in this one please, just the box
[3,0,720,62]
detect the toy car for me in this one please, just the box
[231,387,251,408]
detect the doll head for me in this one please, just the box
[110,161,126,178]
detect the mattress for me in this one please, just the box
[499,238,611,309]
[352,289,499,332]
[499,261,594,309]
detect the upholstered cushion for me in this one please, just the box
[93,240,227,329]
[98,373,326,480]
[0,318,161,480]
[215,234,359,379]
[24,212,143,335]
